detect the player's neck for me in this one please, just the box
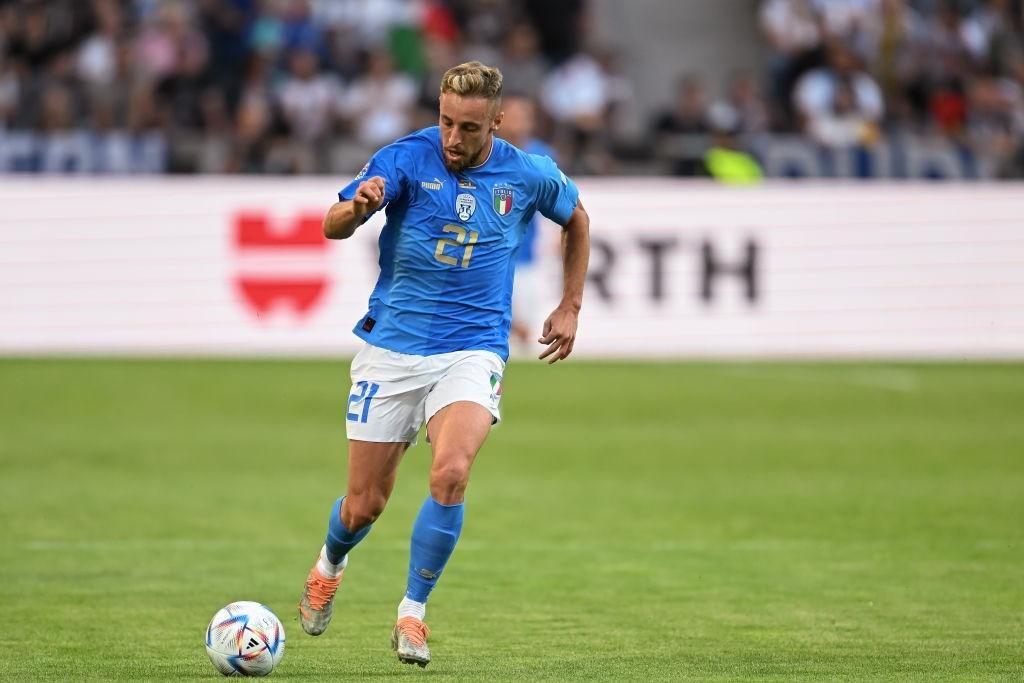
[467,135,495,170]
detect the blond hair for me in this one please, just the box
[439,61,503,101]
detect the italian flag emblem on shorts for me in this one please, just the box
[493,187,513,216]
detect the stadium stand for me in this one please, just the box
[0,0,1021,177]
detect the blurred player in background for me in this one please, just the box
[498,94,559,349]
[298,62,590,668]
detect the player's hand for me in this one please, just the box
[352,176,385,217]
[538,304,579,364]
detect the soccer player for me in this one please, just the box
[298,61,590,668]
[498,93,559,348]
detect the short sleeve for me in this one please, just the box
[532,153,580,226]
[337,142,410,218]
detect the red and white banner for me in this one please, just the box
[1,177,1022,358]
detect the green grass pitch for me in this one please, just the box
[0,359,1022,681]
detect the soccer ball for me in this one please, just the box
[205,601,285,677]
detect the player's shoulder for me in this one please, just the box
[495,137,564,184]
[386,126,441,156]
[525,138,556,161]
[364,127,439,181]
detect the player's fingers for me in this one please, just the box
[547,335,575,364]
[538,337,563,360]
[538,319,554,344]
[353,194,368,204]
[551,337,573,363]
[362,184,381,202]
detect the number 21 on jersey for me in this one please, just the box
[434,224,479,268]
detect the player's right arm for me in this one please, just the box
[323,177,386,240]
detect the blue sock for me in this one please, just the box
[324,496,372,565]
[406,496,464,603]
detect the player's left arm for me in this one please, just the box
[539,200,590,364]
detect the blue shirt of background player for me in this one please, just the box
[515,138,556,265]
[338,126,579,361]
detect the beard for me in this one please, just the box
[443,143,485,173]
[443,156,469,173]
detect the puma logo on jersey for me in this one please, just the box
[420,178,445,191]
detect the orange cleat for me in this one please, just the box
[298,561,342,636]
[391,616,431,667]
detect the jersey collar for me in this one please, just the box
[466,135,496,171]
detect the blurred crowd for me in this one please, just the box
[0,0,630,173]
[656,0,1024,178]
[1,0,1022,177]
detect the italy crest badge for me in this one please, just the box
[492,187,513,216]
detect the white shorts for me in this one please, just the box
[345,343,505,445]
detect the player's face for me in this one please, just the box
[439,92,502,172]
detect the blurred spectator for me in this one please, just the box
[653,75,710,175]
[458,0,511,67]
[223,52,276,172]
[654,75,710,135]
[154,29,212,132]
[794,40,884,145]
[702,105,764,184]
[342,49,417,148]
[311,0,414,51]
[133,1,208,83]
[815,0,880,51]
[960,0,1023,75]
[76,0,123,92]
[275,46,343,149]
[718,70,771,134]
[595,47,636,145]
[522,0,586,64]
[864,0,926,124]
[966,70,1022,165]
[197,0,255,110]
[0,53,18,125]
[497,22,546,96]
[280,0,325,58]
[39,82,76,132]
[540,49,612,173]
[760,0,825,126]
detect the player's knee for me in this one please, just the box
[341,493,386,530]
[429,459,472,504]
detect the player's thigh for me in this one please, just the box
[426,402,493,504]
[426,401,494,465]
[424,351,505,475]
[424,351,505,429]
[346,440,408,501]
[346,344,429,445]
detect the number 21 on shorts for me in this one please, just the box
[347,381,380,423]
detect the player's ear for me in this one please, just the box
[491,108,504,132]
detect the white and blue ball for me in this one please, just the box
[205,601,285,677]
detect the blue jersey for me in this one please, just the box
[515,138,557,265]
[338,126,579,361]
